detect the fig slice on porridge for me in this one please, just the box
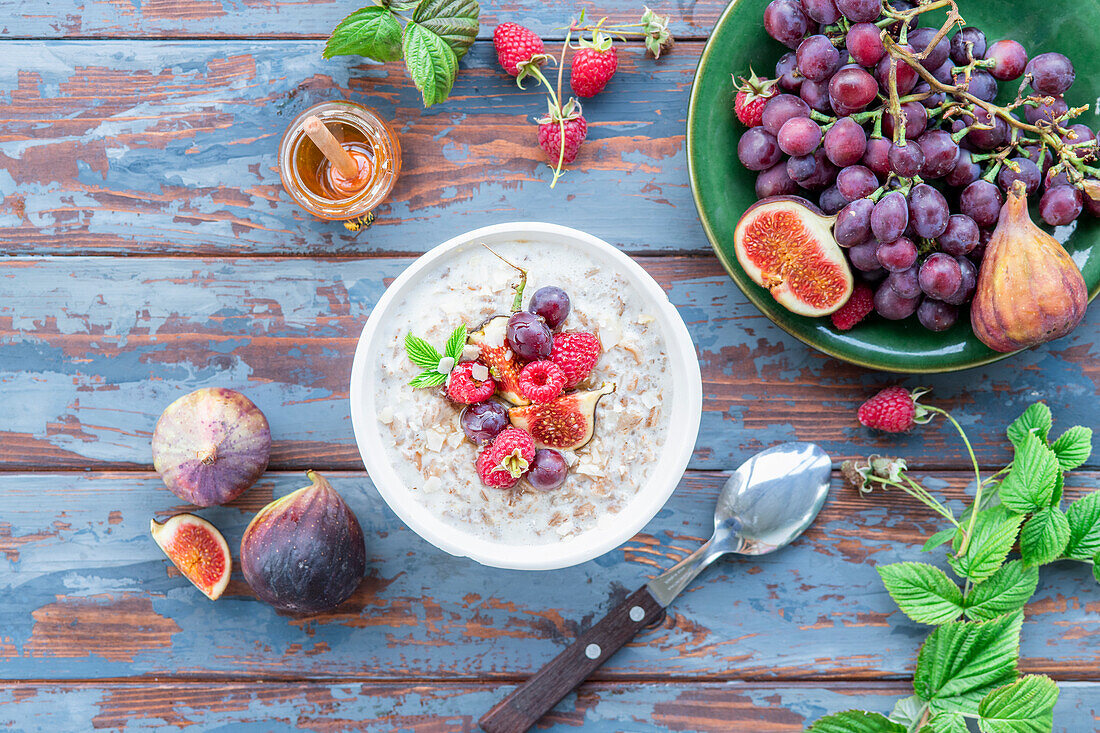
[509,383,615,450]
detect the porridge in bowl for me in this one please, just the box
[373,240,675,547]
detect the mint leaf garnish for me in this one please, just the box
[1006,402,1052,448]
[323,6,404,61]
[405,333,443,369]
[998,432,1060,513]
[403,20,459,107]
[962,561,1039,622]
[409,370,447,388]
[1050,425,1093,471]
[444,324,468,360]
[806,711,905,732]
[977,675,1058,732]
[1063,492,1100,560]
[949,507,1023,584]
[877,562,964,625]
[1019,507,1070,567]
[914,612,1022,715]
[412,0,480,60]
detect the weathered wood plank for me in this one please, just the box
[0,40,704,256]
[0,0,725,40]
[1,680,1098,731]
[3,470,1098,680]
[1,256,1097,472]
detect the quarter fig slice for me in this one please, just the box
[469,315,530,405]
[733,195,854,317]
[150,513,232,601]
[508,383,615,450]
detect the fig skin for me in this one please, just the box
[153,388,271,507]
[733,195,853,317]
[240,471,366,615]
[971,182,1088,352]
[150,513,232,601]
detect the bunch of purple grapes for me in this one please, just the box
[738,0,1100,332]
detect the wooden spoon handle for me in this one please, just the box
[478,585,664,733]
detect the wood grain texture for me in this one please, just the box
[1,680,1099,732]
[1,256,1096,472]
[3,470,1098,681]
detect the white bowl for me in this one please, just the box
[349,222,703,570]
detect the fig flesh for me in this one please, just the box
[152,388,271,507]
[469,316,530,405]
[240,471,366,615]
[150,513,232,601]
[508,383,615,450]
[971,182,1088,352]
[733,195,854,317]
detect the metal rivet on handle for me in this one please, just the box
[629,606,645,622]
[585,643,601,659]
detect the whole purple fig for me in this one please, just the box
[240,471,366,615]
[152,388,271,506]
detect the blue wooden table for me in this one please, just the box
[0,1,1097,730]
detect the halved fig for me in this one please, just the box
[733,195,853,317]
[509,383,615,450]
[469,315,529,405]
[150,513,232,601]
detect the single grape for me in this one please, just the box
[756,162,800,198]
[837,165,879,201]
[1027,52,1076,95]
[1025,95,1068,125]
[966,108,1009,150]
[945,149,982,188]
[776,52,803,92]
[787,153,818,182]
[526,448,569,491]
[950,26,987,64]
[909,183,950,238]
[1045,167,1072,190]
[996,157,1042,196]
[985,39,1028,81]
[937,214,979,256]
[954,69,998,103]
[882,102,928,141]
[889,141,925,177]
[778,117,823,156]
[884,0,917,32]
[764,0,811,49]
[506,311,552,360]
[871,191,909,244]
[913,82,947,109]
[886,267,921,298]
[460,401,510,446]
[1040,185,1084,226]
[802,0,841,23]
[1020,145,1053,178]
[943,256,978,306]
[835,198,875,246]
[737,127,782,171]
[917,299,959,331]
[876,236,918,272]
[862,137,893,176]
[875,49,919,95]
[762,94,811,136]
[931,59,954,84]
[797,35,842,81]
[846,22,885,66]
[908,27,951,69]
[848,239,882,271]
[918,252,963,300]
[800,78,834,114]
[828,67,879,111]
[1084,181,1100,217]
[917,130,960,179]
[836,0,881,23]
[823,117,868,167]
[874,283,921,320]
[959,180,1003,228]
[528,286,571,330]
[971,228,993,261]
[798,149,840,191]
[819,185,849,214]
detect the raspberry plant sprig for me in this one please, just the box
[569,6,674,58]
[811,394,1097,732]
[404,324,467,388]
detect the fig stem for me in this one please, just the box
[197,446,217,465]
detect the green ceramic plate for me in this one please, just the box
[688,0,1100,373]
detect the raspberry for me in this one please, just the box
[831,284,875,331]
[493,23,546,77]
[550,332,601,388]
[519,361,567,403]
[538,114,588,165]
[570,45,619,98]
[857,386,926,433]
[446,362,496,404]
[475,427,536,489]
[733,68,779,127]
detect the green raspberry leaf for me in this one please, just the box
[923,526,957,553]
[1094,551,1100,584]
[323,6,404,62]
[913,611,1022,715]
[878,562,964,625]
[412,0,480,60]
[998,432,1060,513]
[409,370,447,388]
[444,324,468,360]
[976,675,1058,733]
[963,561,1039,622]
[403,20,459,106]
[1063,492,1100,560]
[807,711,905,733]
[405,333,443,369]
[949,507,1024,584]
[1050,425,1093,471]
[889,695,926,729]
[1006,402,1052,448]
[920,712,968,733]
[1019,506,1070,567]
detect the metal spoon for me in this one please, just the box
[479,442,833,733]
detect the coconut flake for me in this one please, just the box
[576,462,604,477]
[424,476,442,493]
[437,356,456,374]
[638,314,655,324]
[378,406,395,424]
[446,431,465,448]
[560,449,579,467]
[471,363,489,381]
[424,429,446,452]
[460,344,481,362]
